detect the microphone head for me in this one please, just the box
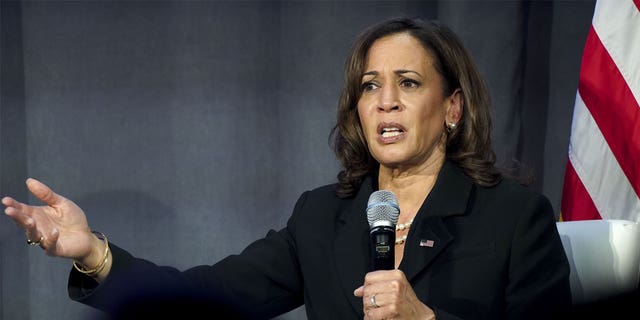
[366,190,400,229]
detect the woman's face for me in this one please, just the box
[357,32,460,171]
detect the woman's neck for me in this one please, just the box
[378,152,445,222]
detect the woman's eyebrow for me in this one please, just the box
[361,70,422,78]
[395,69,422,77]
[362,70,378,78]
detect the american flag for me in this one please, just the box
[419,239,434,248]
[561,0,640,222]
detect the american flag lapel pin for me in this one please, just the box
[419,239,435,247]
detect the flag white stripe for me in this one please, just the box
[569,92,640,221]
[592,0,640,104]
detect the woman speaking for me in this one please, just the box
[3,17,571,320]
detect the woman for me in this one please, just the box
[2,18,571,319]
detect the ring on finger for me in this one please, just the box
[370,293,380,308]
[27,235,44,246]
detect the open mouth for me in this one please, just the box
[377,122,406,142]
[381,127,403,138]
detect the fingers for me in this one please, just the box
[7,204,59,253]
[362,286,396,312]
[4,197,34,228]
[363,294,394,320]
[2,196,25,213]
[26,178,63,207]
[359,269,434,320]
[3,179,65,256]
[16,209,45,249]
[353,285,364,297]
[362,270,407,298]
[364,269,407,284]
[358,270,409,317]
[23,215,40,238]
[40,228,60,255]
[4,198,44,250]
[8,204,42,244]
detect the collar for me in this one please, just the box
[333,160,475,315]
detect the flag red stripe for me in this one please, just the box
[634,0,640,11]
[561,160,602,221]
[578,26,640,198]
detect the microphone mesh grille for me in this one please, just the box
[366,190,400,227]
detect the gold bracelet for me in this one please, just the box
[73,231,110,276]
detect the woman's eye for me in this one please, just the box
[361,82,379,92]
[400,79,419,88]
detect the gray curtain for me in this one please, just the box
[0,1,595,319]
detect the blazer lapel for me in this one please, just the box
[400,217,453,281]
[333,162,475,312]
[333,177,375,316]
[399,161,475,282]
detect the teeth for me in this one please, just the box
[382,131,402,138]
[381,127,402,138]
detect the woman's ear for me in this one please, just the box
[446,88,463,124]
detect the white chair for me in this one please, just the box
[556,219,640,305]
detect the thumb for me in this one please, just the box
[26,178,63,207]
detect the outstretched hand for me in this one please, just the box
[2,178,95,261]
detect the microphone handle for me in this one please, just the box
[370,225,395,270]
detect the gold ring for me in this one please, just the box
[27,236,44,246]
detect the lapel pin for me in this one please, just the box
[419,239,435,247]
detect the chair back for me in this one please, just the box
[556,219,640,305]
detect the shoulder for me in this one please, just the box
[284,182,359,236]
[291,182,355,215]
[476,176,550,206]
[306,183,341,198]
[287,177,375,227]
[467,176,556,229]
[292,183,339,207]
[443,161,551,214]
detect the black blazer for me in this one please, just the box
[69,161,572,319]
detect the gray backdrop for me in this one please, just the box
[1,1,595,319]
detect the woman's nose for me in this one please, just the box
[377,85,401,112]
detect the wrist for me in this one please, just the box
[73,231,111,279]
[81,232,106,266]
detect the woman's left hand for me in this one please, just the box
[354,269,436,320]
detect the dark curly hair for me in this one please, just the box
[330,17,502,198]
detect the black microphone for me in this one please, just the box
[366,190,400,270]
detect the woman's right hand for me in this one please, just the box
[2,178,104,268]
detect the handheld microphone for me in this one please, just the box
[366,190,400,270]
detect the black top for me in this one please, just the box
[69,160,572,319]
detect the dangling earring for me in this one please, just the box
[446,122,457,133]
